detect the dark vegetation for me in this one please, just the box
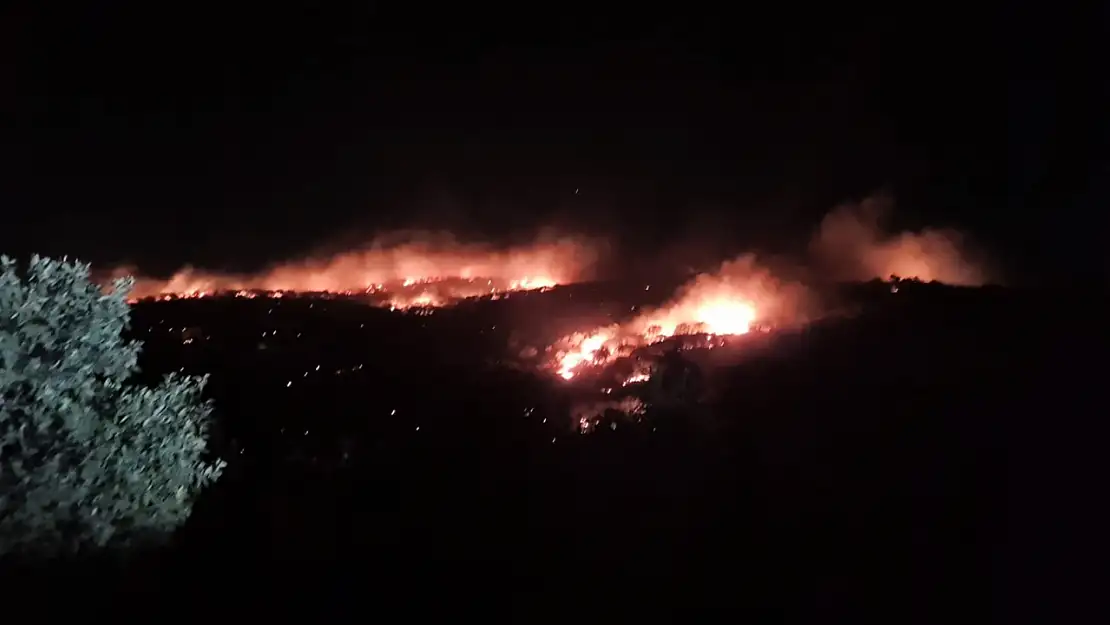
[11,280,1105,620]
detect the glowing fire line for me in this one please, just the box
[107,238,592,307]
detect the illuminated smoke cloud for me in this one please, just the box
[810,195,989,286]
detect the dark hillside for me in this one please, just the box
[7,284,1104,621]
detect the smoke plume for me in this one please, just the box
[809,195,989,285]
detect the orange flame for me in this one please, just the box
[111,235,597,306]
[552,254,802,382]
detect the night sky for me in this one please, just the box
[3,5,1105,283]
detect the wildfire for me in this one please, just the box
[549,254,802,383]
[110,236,591,306]
[550,251,803,384]
[557,329,616,380]
[382,277,558,310]
[553,296,758,382]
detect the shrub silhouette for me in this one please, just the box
[0,255,225,557]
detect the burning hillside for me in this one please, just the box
[528,194,988,391]
[110,234,599,308]
[128,276,558,310]
[540,254,809,384]
[87,195,996,438]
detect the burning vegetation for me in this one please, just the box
[102,197,991,433]
[538,254,809,386]
[111,234,598,308]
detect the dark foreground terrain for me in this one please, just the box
[7,282,1106,621]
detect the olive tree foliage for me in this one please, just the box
[0,255,225,557]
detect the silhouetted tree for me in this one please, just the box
[0,255,225,557]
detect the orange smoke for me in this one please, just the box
[810,195,988,285]
[552,254,806,381]
[115,234,600,306]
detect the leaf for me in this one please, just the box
[0,256,225,557]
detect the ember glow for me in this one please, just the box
[551,254,803,382]
[572,397,648,434]
[383,277,559,310]
[111,235,595,307]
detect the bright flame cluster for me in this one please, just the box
[546,255,796,383]
[554,289,759,381]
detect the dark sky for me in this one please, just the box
[2,5,1105,282]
